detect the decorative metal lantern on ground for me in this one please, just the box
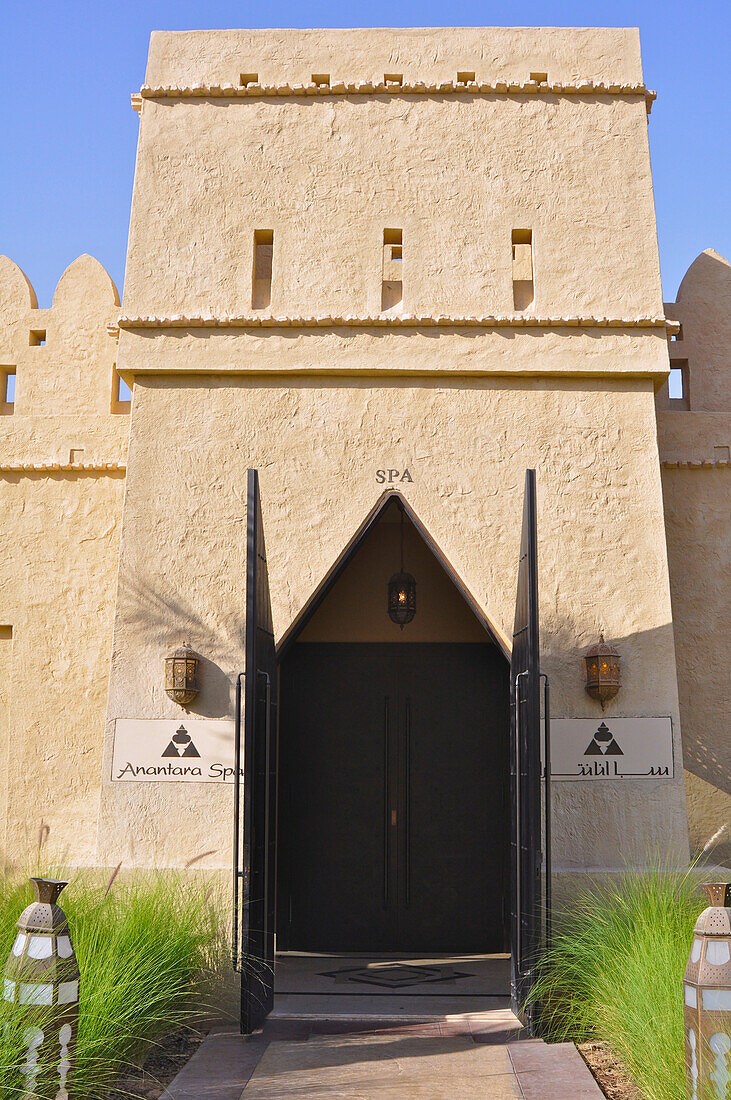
[583,634,621,707]
[3,877,79,1098]
[164,642,199,706]
[387,502,416,628]
[683,882,731,1100]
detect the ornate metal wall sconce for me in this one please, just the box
[584,635,620,707]
[164,643,199,706]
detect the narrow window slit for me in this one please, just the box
[382,229,403,311]
[252,230,274,310]
[511,229,534,311]
[29,330,46,347]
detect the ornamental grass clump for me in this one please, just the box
[0,869,226,1098]
[529,862,704,1100]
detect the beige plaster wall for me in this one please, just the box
[123,91,662,321]
[99,373,688,871]
[98,27,687,874]
[144,27,644,88]
[657,250,730,863]
[0,255,128,866]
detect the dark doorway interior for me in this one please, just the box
[276,498,510,956]
[278,642,508,952]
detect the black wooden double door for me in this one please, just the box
[277,643,509,954]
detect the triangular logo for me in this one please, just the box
[162,725,201,759]
[584,721,623,756]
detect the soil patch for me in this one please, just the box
[578,1040,645,1100]
[101,1029,207,1099]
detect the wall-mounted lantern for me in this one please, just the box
[164,643,199,707]
[583,635,620,707]
[387,502,416,628]
[683,882,731,1099]
[3,878,80,1096]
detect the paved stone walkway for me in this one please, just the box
[163,1017,605,1099]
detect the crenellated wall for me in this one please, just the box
[656,249,731,863]
[0,255,128,866]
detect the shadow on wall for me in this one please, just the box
[117,570,236,719]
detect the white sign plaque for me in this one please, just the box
[548,717,674,781]
[112,719,239,783]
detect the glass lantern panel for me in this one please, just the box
[19,982,53,1005]
[685,983,698,1007]
[3,978,15,1002]
[27,935,53,960]
[58,980,79,1004]
[691,937,703,963]
[11,932,26,956]
[57,935,73,958]
[707,941,731,966]
[702,989,731,1011]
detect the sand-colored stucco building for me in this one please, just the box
[0,29,728,971]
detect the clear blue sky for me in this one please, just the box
[1,0,728,306]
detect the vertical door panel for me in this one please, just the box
[240,469,278,1034]
[509,469,544,1031]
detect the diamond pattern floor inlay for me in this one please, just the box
[320,963,472,988]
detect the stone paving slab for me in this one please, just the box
[240,1033,520,1098]
[162,1017,605,1099]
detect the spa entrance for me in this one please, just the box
[235,473,548,1033]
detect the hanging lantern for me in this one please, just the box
[387,503,416,628]
[3,877,80,1097]
[683,882,731,1100]
[583,634,620,707]
[164,643,199,706]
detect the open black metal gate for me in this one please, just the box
[509,469,551,1033]
[233,469,278,1034]
[233,470,549,1033]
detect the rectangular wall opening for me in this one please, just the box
[384,73,403,86]
[2,370,15,414]
[670,324,683,342]
[382,228,403,311]
[312,74,330,87]
[111,367,132,413]
[240,73,259,86]
[530,71,548,83]
[511,229,534,311]
[457,71,476,84]
[29,330,46,346]
[668,361,690,408]
[252,230,274,310]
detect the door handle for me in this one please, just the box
[404,697,411,907]
[384,697,391,908]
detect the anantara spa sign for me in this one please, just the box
[112,716,674,783]
[112,719,238,782]
[548,717,675,780]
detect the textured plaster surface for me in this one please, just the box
[123,93,662,320]
[144,27,644,88]
[0,255,128,865]
[99,374,688,869]
[657,250,730,862]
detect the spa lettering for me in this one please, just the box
[375,469,413,484]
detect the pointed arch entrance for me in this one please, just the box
[276,492,510,955]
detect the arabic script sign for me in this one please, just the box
[549,717,674,780]
[112,719,238,782]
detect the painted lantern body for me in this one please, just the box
[3,877,79,1098]
[683,882,731,1100]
